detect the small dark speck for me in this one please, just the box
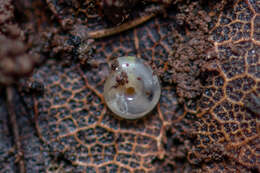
[145,91,153,101]
[137,77,141,80]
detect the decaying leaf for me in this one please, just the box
[0,0,259,172]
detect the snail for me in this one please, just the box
[104,56,161,119]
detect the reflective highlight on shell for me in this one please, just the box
[104,56,161,119]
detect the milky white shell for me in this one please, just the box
[104,56,161,119]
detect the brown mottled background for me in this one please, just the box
[0,0,259,172]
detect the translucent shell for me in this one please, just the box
[104,56,161,119]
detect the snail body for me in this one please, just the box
[104,56,161,119]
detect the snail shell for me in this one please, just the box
[104,56,161,119]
